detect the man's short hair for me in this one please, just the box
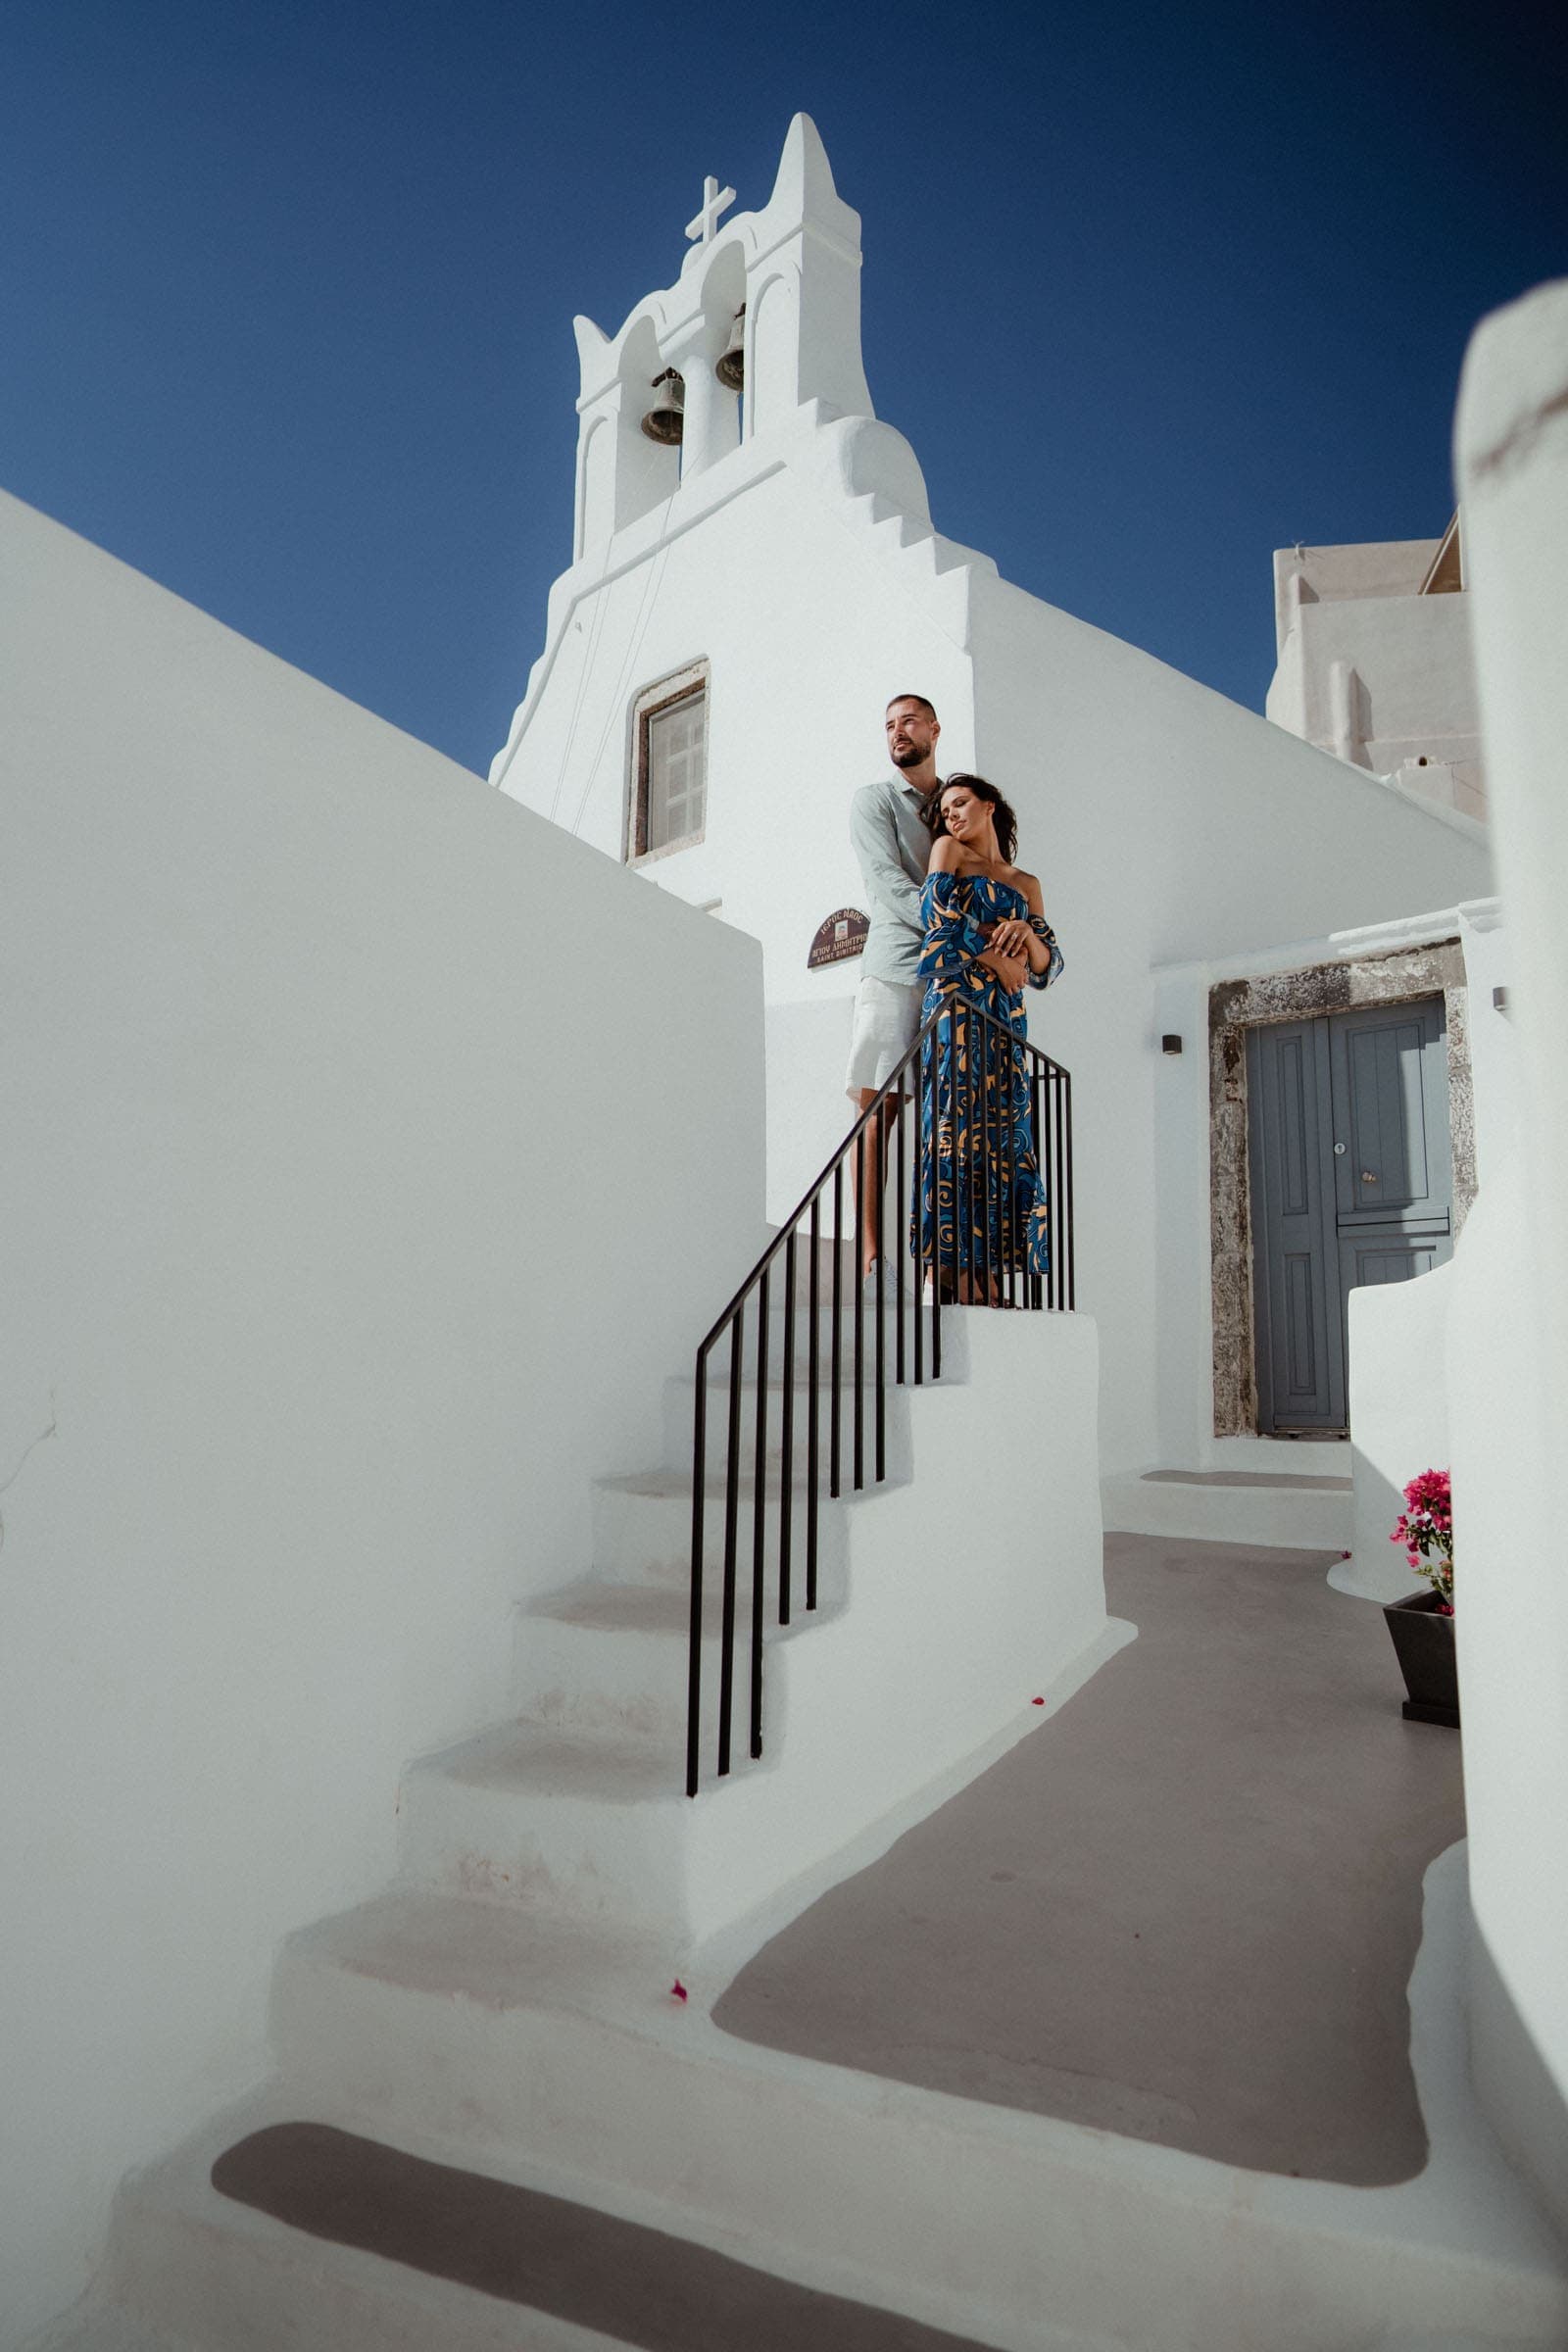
[886,693,937,720]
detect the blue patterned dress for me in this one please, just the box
[913,871,1063,1290]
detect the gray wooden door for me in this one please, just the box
[1248,998,1452,1434]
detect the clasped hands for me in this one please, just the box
[975,916,1034,994]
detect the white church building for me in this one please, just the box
[5,112,1567,2352]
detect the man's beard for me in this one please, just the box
[891,744,927,768]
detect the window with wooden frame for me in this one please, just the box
[627,662,709,861]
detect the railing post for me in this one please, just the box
[806,1197,818,1616]
[1064,1068,1076,1310]
[779,1231,796,1626]
[895,1082,907,1389]
[716,1304,744,1779]
[686,1350,709,1799]
[1042,1068,1053,1312]
[874,1123,886,1482]
[830,1163,843,1498]
[854,1125,865,1493]
[979,1002,993,1305]
[750,1269,768,1762]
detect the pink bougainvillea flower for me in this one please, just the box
[1031,1695,1045,1706]
[1389,1467,1454,1607]
[670,1980,688,2003]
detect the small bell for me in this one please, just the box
[640,368,684,444]
[714,307,745,392]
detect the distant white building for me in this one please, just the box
[1267,515,1486,820]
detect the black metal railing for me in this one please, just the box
[686,998,1074,1795]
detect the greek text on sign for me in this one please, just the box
[808,908,870,969]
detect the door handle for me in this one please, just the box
[1360,1170,1378,1184]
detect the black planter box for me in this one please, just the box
[1383,1589,1459,1728]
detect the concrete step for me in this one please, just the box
[659,1368,916,1482]
[51,2096,642,2352]
[262,1862,1568,2352]
[269,1895,1092,2349]
[1102,1467,1353,1550]
[512,1573,832,1751]
[395,1719,692,1930]
[589,1459,898,1590]
[55,2086,1053,2352]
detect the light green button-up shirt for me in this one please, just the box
[849,775,940,986]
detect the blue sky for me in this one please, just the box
[2,0,1561,776]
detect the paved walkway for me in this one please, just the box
[714,1533,1465,2186]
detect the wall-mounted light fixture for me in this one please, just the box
[1493,985,1509,1012]
[1161,1034,1183,1055]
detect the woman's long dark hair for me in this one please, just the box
[928,772,1019,866]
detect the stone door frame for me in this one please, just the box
[1208,938,1475,1439]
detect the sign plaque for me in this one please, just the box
[807,907,869,970]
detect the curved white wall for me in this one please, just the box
[1450,281,1568,2238]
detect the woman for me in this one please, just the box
[914,774,1063,1301]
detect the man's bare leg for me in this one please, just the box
[852,1088,901,1278]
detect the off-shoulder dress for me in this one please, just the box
[913,869,1063,1291]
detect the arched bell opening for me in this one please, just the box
[576,314,675,543]
[715,308,745,392]
[687,238,746,466]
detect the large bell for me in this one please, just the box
[714,306,745,392]
[640,368,684,444]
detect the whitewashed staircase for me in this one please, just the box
[40,1278,1118,2352]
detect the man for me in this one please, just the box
[845,694,1026,1284]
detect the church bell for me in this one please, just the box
[714,307,745,392]
[640,368,684,444]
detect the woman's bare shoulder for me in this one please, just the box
[1008,865,1044,908]
[926,835,963,872]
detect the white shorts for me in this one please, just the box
[844,974,924,1103]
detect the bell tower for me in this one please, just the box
[567,115,875,564]
[740,114,873,440]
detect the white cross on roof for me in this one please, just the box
[685,174,736,245]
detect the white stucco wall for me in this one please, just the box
[1267,591,1483,814]
[0,490,766,2348]
[494,408,984,1231]
[495,419,980,991]
[1345,1262,1453,1600]
[1448,281,1568,2239]
[1269,538,1441,647]
[1339,899,1518,1596]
